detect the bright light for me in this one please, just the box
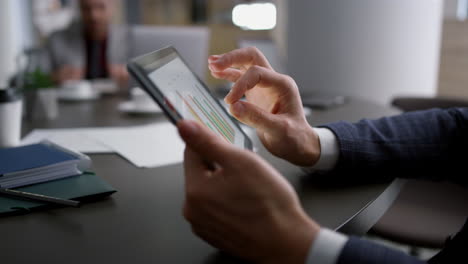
[232,3,277,30]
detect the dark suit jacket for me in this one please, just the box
[322,108,468,264]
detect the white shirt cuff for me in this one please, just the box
[305,228,349,264]
[302,127,340,173]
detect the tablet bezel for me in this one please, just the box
[127,46,253,150]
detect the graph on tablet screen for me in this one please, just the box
[148,57,244,147]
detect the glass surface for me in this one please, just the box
[148,57,245,147]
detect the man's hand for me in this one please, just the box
[53,65,84,85]
[208,47,320,166]
[109,64,130,90]
[178,120,320,264]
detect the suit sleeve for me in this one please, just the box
[337,237,426,264]
[321,108,468,186]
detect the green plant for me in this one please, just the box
[22,68,54,91]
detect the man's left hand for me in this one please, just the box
[178,120,320,264]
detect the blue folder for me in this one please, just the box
[0,142,91,188]
[0,143,78,175]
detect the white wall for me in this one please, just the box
[272,0,288,62]
[0,0,20,88]
[287,0,444,105]
[0,0,34,89]
[444,0,468,20]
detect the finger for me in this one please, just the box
[209,47,272,72]
[183,146,210,185]
[177,120,245,168]
[230,101,282,133]
[225,66,290,104]
[210,68,242,83]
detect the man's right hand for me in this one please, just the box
[208,47,321,167]
[109,64,130,90]
[53,65,84,85]
[178,120,320,264]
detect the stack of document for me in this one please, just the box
[0,141,90,188]
[21,123,185,168]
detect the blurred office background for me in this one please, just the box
[1,0,468,258]
[1,0,468,105]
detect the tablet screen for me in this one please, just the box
[143,53,248,149]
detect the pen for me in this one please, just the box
[0,188,81,207]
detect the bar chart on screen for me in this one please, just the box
[176,85,235,143]
[148,56,245,147]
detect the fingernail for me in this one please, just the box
[232,101,244,116]
[209,55,221,61]
[224,91,232,103]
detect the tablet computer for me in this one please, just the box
[127,46,253,150]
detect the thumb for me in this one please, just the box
[177,120,245,168]
[230,101,281,133]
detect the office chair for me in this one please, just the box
[370,96,468,254]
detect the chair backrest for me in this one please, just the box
[129,25,210,80]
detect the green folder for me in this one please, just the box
[0,172,116,215]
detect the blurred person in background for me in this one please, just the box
[46,0,129,89]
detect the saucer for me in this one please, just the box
[91,79,118,94]
[57,89,100,101]
[118,101,162,114]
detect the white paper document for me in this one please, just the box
[21,129,113,153]
[87,123,185,168]
[21,122,185,168]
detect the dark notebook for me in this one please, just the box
[0,172,116,215]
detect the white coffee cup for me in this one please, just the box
[0,88,22,148]
[37,89,58,120]
[91,78,118,94]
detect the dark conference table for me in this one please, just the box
[2,95,402,263]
